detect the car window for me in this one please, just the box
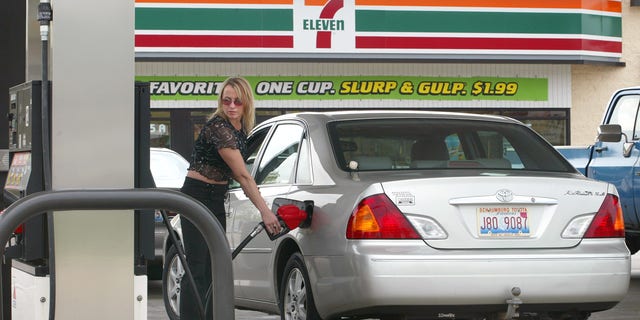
[228,126,270,189]
[255,124,304,185]
[245,127,270,173]
[476,130,524,169]
[328,118,571,172]
[607,94,640,140]
[444,134,466,160]
[296,137,312,184]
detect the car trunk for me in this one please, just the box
[379,174,609,250]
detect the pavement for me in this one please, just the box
[147,280,279,320]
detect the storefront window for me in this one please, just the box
[256,110,284,126]
[190,111,211,141]
[150,111,171,148]
[457,109,568,145]
[521,119,566,145]
[501,110,568,145]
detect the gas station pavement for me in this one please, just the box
[148,280,279,320]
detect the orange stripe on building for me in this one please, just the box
[305,0,328,5]
[136,0,293,4]
[354,0,621,13]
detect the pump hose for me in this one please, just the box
[38,1,55,319]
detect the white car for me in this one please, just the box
[150,147,189,189]
[148,147,188,279]
[162,111,631,320]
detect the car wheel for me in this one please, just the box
[162,244,182,320]
[625,234,640,255]
[280,252,320,320]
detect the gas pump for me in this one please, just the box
[1,81,155,319]
[5,81,50,259]
[3,80,51,320]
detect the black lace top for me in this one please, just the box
[188,115,247,181]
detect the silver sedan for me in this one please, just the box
[162,111,630,320]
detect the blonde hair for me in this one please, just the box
[210,76,255,133]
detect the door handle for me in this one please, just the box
[595,146,608,153]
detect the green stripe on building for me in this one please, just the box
[136,8,293,31]
[355,10,621,37]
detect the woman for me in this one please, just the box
[179,76,281,319]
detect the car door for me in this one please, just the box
[588,91,640,229]
[228,121,305,302]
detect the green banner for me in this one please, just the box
[135,76,548,101]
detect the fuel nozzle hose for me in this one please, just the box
[161,200,312,320]
[205,203,310,319]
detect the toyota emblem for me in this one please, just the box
[496,189,514,202]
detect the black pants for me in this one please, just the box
[179,176,228,320]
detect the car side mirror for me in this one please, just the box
[597,124,624,143]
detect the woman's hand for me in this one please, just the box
[261,209,282,235]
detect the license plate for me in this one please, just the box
[477,207,530,237]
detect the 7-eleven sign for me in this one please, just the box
[295,0,354,51]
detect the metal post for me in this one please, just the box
[0,189,235,320]
[37,3,54,317]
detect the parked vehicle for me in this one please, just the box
[148,147,188,279]
[163,111,630,320]
[150,147,189,189]
[556,86,640,255]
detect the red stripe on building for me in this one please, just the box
[136,34,294,48]
[355,36,621,53]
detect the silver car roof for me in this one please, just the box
[258,110,522,127]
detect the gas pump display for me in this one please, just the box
[4,153,32,199]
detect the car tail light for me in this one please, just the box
[346,194,420,239]
[583,193,625,238]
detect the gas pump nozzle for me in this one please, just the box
[266,203,309,240]
[231,200,313,259]
[208,199,314,317]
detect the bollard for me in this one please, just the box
[0,188,234,320]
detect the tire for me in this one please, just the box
[280,252,321,320]
[162,244,183,320]
[625,234,640,255]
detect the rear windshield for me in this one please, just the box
[328,118,575,172]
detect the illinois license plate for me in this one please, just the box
[477,207,530,237]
